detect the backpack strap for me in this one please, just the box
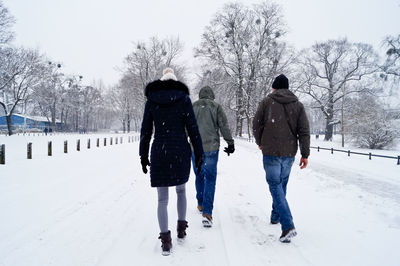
[282,103,298,140]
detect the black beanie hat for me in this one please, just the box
[272,74,289,90]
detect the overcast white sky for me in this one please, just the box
[4,0,400,87]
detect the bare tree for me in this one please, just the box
[195,1,288,136]
[346,94,399,149]
[112,36,186,132]
[0,47,42,135]
[125,36,185,89]
[81,85,102,132]
[32,61,64,131]
[382,34,400,78]
[295,38,379,141]
[0,0,15,45]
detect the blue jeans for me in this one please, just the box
[192,150,219,216]
[263,155,295,231]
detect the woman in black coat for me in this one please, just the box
[139,68,204,255]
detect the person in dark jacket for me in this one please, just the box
[191,86,234,227]
[139,68,204,255]
[252,74,310,243]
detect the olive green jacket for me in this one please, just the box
[193,86,234,152]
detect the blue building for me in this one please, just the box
[0,114,62,131]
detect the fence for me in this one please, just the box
[236,136,399,165]
[0,135,140,165]
[312,146,400,165]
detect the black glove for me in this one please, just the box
[195,154,204,175]
[141,156,150,174]
[224,144,235,156]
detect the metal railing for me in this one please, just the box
[311,146,400,165]
[235,137,400,165]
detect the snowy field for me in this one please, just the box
[0,135,400,266]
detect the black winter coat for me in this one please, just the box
[139,79,204,187]
[252,89,310,158]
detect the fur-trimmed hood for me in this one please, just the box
[145,79,190,105]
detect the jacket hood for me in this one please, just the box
[145,79,189,105]
[199,86,215,100]
[268,89,298,104]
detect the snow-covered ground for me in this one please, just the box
[0,135,399,266]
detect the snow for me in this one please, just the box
[0,134,399,266]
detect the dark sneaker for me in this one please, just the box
[158,231,172,255]
[177,220,188,239]
[197,205,203,213]
[270,220,279,225]
[279,228,297,243]
[202,214,213,228]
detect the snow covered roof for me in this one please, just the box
[12,114,62,123]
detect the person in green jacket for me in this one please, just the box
[191,86,235,227]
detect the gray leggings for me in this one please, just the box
[157,184,187,233]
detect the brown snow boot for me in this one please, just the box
[177,220,188,239]
[158,230,172,255]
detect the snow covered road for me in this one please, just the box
[0,136,399,266]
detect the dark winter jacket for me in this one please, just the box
[252,89,310,158]
[192,86,234,152]
[139,79,204,187]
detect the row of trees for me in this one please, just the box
[0,1,111,135]
[2,0,398,148]
[191,2,399,148]
[108,1,400,148]
[109,1,399,148]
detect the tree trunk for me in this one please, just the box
[324,90,334,141]
[6,115,13,136]
[51,101,56,132]
[246,115,251,140]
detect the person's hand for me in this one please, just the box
[258,146,262,150]
[299,157,308,169]
[195,154,204,175]
[141,156,150,174]
[224,144,235,156]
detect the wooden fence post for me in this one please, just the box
[0,144,5,164]
[48,141,52,156]
[120,137,123,144]
[116,137,118,145]
[64,141,68,153]
[104,138,107,146]
[110,137,113,145]
[77,139,80,151]
[97,138,99,147]
[87,139,91,149]
[27,143,32,159]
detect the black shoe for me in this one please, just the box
[270,220,279,225]
[279,228,297,243]
[158,231,172,255]
[177,220,188,239]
